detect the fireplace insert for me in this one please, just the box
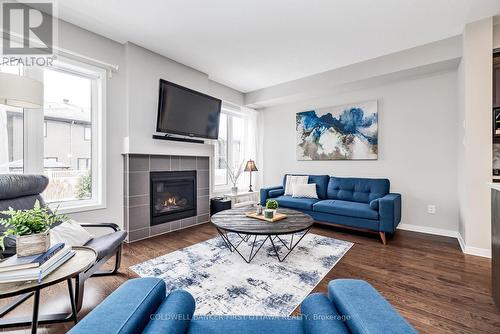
[150,171,197,226]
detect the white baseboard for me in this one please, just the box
[456,233,491,258]
[398,224,491,258]
[457,233,466,252]
[397,223,459,238]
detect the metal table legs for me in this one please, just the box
[0,277,81,333]
[269,228,311,262]
[217,228,269,263]
[217,228,311,263]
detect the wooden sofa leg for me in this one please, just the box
[379,232,387,245]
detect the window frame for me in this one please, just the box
[23,56,107,214]
[77,157,91,171]
[214,113,228,188]
[83,126,91,141]
[213,107,248,194]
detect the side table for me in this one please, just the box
[0,246,97,333]
[224,191,259,208]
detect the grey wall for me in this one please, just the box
[56,19,128,228]
[260,70,459,232]
[53,20,244,230]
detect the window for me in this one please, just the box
[0,64,23,174]
[214,113,228,186]
[42,67,95,203]
[214,109,249,192]
[231,116,245,169]
[77,158,91,171]
[84,126,91,141]
[2,57,106,213]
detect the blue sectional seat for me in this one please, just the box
[68,278,168,333]
[313,200,379,220]
[69,278,417,334]
[260,174,402,243]
[329,280,416,334]
[273,195,319,211]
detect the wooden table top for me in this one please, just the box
[211,206,313,235]
[0,246,97,297]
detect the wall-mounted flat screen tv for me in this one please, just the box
[156,79,222,140]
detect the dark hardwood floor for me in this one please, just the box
[1,223,499,333]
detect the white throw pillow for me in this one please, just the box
[284,175,309,195]
[50,220,93,247]
[292,183,318,199]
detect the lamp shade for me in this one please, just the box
[244,159,258,172]
[0,72,43,108]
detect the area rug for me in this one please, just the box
[130,233,353,316]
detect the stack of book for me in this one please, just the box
[0,243,75,284]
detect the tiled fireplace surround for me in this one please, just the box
[123,154,210,242]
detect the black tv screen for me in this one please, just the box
[156,80,222,140]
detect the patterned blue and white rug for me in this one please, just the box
[130,233,353,316]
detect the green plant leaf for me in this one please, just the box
[0,202,65,250]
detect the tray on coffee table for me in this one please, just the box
[245,212,287,222]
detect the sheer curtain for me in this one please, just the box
[241,106,263,191]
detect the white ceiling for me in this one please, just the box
[56,0,500,92]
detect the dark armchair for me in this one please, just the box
[0,174,127,313]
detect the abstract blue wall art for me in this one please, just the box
[296,100,378,160]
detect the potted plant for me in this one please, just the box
[223,159,245,195]
[0,200,65,257]
[264,199,279,219]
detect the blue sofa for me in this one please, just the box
[69,277,417,334]
[260,175,402,244]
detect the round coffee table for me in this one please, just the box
[211,207,313,263]
[0,246,97,333]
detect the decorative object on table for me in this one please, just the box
[210,197,232,216]
[130,229,353,316]
[0,243,65,272]
[264,199,278,219]
[255,203,263,215]
[0,243,75,283]
[244,159,258,192]
[263,209,274,219]
[222,159,245,195]
[296,100,378,160]
[0,72,43,108]
[245,211,287,223]
[0,200,66,256]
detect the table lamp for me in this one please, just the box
[244,159,258,192]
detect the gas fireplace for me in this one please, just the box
[150,171,197,226]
